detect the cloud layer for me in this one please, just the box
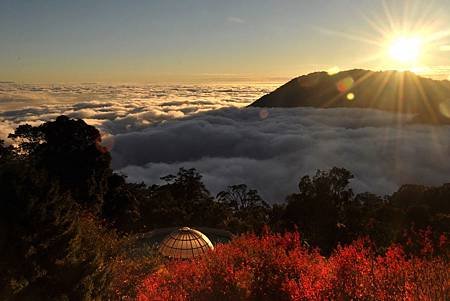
[0,82,276,137]
[1,82,449,202]
[113,107,450,201]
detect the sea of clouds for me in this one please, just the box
[1,82,449,202]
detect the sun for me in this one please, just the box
[388,36,422,63]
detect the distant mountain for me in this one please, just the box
[250,69,450,124]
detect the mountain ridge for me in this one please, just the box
[250,69,450,124]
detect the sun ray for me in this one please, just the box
[321,70,376,108]
[370,70,393,109]
[382,0,397,33]
[396,72,405,117]
[411,73,438,124]
[410,74,448,161]
[359,11,390,37]
[314,27,381,46]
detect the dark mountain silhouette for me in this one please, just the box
[250,69,450,124]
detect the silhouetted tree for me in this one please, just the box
[217,184,270,233]
[103,174,146,232]
[0,118,133,299]
[138,168,226,229]
[0,159,123,299]
[284,167,355,253]
[8,116,112,212]
[0,139,15,162]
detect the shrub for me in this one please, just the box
[137,232,449,301]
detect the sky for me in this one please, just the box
[1,0,450,83]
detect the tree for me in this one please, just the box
[102,174,146,232]
[0,117,135,299]
[139,168,226,229]
[217,184,270,233]
[284,168,355,253]
[0,139,15,162]
[8,116,112,212]
[0,135,133,300]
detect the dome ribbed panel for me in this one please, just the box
[158,227,214,259]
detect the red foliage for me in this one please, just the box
[137,232,450,301]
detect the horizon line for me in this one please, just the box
[1,68,449,85]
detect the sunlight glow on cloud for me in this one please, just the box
[0,82,277,135]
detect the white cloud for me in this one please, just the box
[112,107,450,202]
[0,82,276,136]
[1,82,449,202]
[227,16,245,24]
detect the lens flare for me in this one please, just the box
[259,108,269,119]
[336,77,354,93]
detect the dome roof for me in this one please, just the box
[158,227,214,259]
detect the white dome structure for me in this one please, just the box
[158,227,214,259]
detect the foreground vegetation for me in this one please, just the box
[0,116,449,299]
[138,231,449,301]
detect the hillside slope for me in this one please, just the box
[250,69,450,124]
